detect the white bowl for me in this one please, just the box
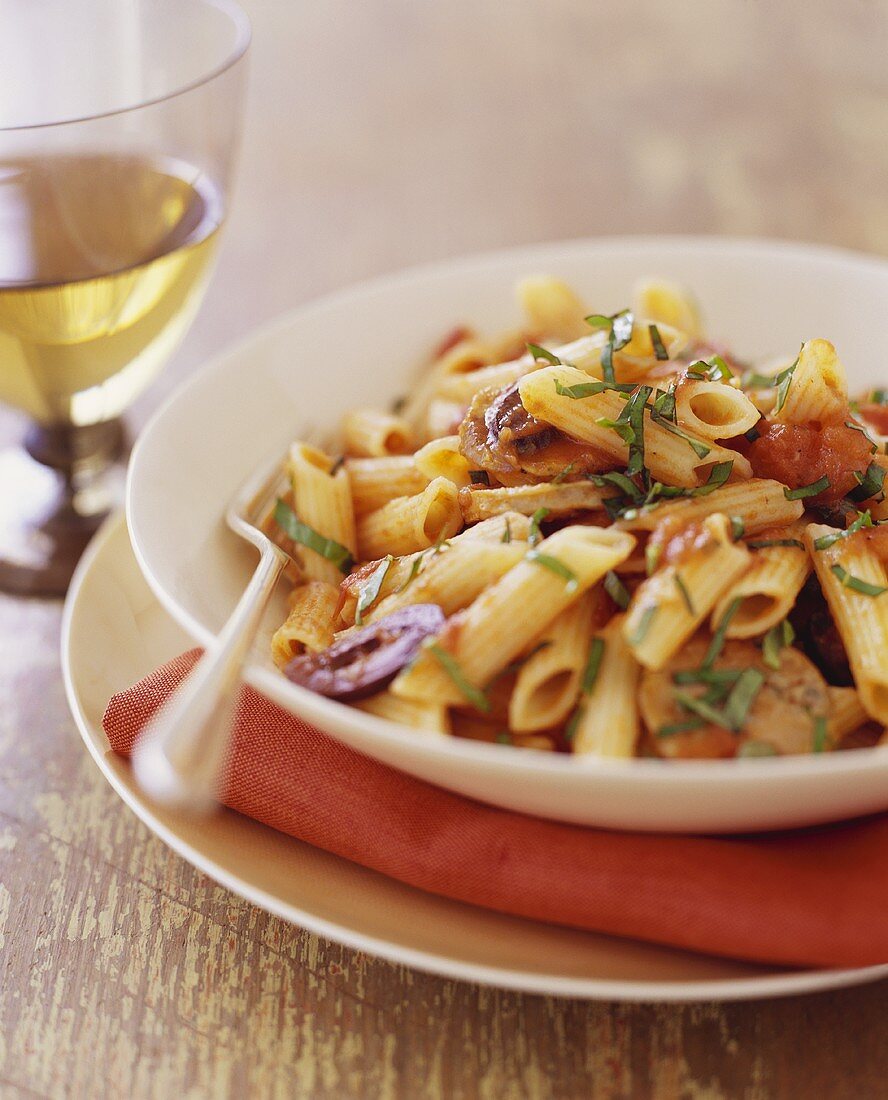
[127,235,888,833]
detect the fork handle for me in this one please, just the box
[132,542,286,812]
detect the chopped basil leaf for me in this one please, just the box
[849,462,886,502]
[625,385,651,477]
[657,716,707,738]
[595,415,635,446]
[673,667,742,687]
[674,573,695,614]
[762,619,795,670]
[692,461,733,496]
[581,637,605,694]
[703,355,732,382]
[469,469,490,486]
[721,668,766,730]
[741,371,779,389]
[600,340,615,386]
[653,386,677,422]
[867,388,888,405]
[390,395,407,415]
[628,604,658,646]
[645,541,662,576]
[672,691,728,726]
[525,550,579,592]
[592,471,644,501]
[428,644,490,712]
[564,707,583,741]
[730,516,746,541]
[845,419,878,454]
[738,740,777,758]
[812,714,829,753]
[650,410,712,458]
[274,499,354,573]
[554,378,634,399]
[773,354,800,414]
[397,550,426,593]
[603,570,630,609]
[702,597,742,668]
[354,555,393,625]
[649,324,669,361]
[813,510,873,551]
[329,455,346,476]
[528,507,549,546]
[746,538,805,549]
[784,476,830,500]
[585,313,613,331]
[830,564,888,597]
[527,343,561,365]
[686,369,706,380]
[552,461,576,484]
[495,731,511,744]
[501,518,512,544]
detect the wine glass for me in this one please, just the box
[0,0,250,594]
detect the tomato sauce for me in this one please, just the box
[738,421,873,503]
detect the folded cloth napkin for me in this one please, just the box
[103,649,888,970]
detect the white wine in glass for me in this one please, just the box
[0,0,249,594]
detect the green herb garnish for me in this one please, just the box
[784,476,830,500]
[625,385,652,477]
[730,516,746,541]
[762,619,795,670]
[845,420,878,454]
[812,714,830,753]
[552,461,576,484]
[645,541,662,576]
[746,538,805,550]
[738,740,777,758]
[527,343,561,365]
[650,410,712,459]
[866,388,888,405]
[702,597,742,668]
[529,507,549,546]
[813,511,873,551]
[653,386,677,422]
[649,324,669,361]
[428,644,490,712]
[501,518,512,544]
[604,570,631,609]
[274,499,354,574]
[581,637,606,694]
[525,550,578,592]
[692,461,733,496]
[354,555,393,625]
[657,716,707,738]
[849,462,886,502]
[628,604,658,646]
[773,354,800,414]
[329,455,346,476]
[397,551,426,593]
[830,564,888,597]
[674,573,695,615]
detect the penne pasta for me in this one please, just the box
[288,443,358,586]
[356,476,463,560]
[355,690,451,735]
[827,686,869,742]
[616,479,804,535]
[459,480,608,523]
[623,513,752,670]
[271,581,340,667]
[710,520,811,638]
[518,364,751,488]
[341,408,414,457]
[345,455,429,515]
[775,339,848,426]
[508,593,595,731]
[631,278,703,340]
[674,380,760,440]
[516,275,589,342]
[571,615,641,757]
[805,522,888,724]
[391,526,635,706]
[414,434,473,487]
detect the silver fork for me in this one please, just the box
[132,447,293,813]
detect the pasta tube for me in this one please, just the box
[288,443,358,586]
[414,435,473,487]
[616,479,803,535]
[517,275,589,342]
[571,615,641,757]
[391,525,636,705]
[459,480,608,523]
[518,365,751,488]
[355,691,451,735]
[345,456,429,515]
[508,593,595,731]
[710,521,811,638]
[674,380,760,440]
[356,476,462,559]
[631,278,703,339]
[270,581,339,667]
[623,513,752,670]
[805,522,888,724]
[341,409,414,457]
[776,339,848,426]
[827,686,869,742]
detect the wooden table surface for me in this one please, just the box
[3,2,888,1096]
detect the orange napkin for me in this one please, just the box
[103,649,888,969]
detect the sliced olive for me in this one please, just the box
[284,603,445,702]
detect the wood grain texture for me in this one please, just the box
[3,0,888,1096]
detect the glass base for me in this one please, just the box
[0,419,126,597]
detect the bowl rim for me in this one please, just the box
[127,233,888,787]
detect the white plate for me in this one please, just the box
[127,235,888,833]
[61,513,888,1001]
